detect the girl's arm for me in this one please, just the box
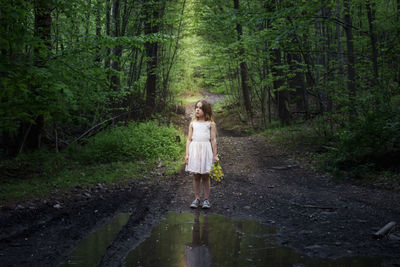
[210,122,218,162]
[185,122,193,164]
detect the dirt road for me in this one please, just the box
[1,94,400,266]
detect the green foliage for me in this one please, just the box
[262,121,325,150]
[0,121,185,201]
[327,112,400,172]
[71,121,184,164]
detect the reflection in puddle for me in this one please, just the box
[125,212,382,267]
[59,213,130,267]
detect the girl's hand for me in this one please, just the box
[185,154,189,164]
[213,155,219,162]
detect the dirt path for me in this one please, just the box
[1,93,400,266]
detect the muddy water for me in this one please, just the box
[125,212,382,267]
[59,213,130,267]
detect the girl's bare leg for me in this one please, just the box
[193,174,201,200]
[201,174,210,200]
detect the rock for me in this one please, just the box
[244,206,251,210]
[305,245,321,250]
[97,183,105,189]
[84,193,91,198]
[321,211,337,215]
[53,204,62,209]
[16,205,24,210]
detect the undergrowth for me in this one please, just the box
[261,112,400,189]
[0,121,185,202]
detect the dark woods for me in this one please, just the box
[1,0,399,173]
[195,0,400,174]
[0,0,187,157]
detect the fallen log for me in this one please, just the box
[373,221,397,239]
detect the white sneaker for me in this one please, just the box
[202,199,211,209]
[190,199,201,208]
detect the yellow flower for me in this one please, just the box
[209,161,224,182]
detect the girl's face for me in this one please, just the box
[195,102,204,119]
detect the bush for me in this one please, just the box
[327,111,400,175]
[69,121,185,164]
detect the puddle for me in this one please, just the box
[125,212,382,267]
[59,213,130,267]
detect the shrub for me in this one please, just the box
[69,121,185,164]
[327,111,400,175]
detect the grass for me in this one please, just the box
[175,91,203,105]
[261,121,327,149]
[213,96,233,113]
[0,155,185,202]
[0,121,186,203]
[260,119,400,190]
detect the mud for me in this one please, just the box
[1,92,400,266]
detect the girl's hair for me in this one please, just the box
[193,100,214,122]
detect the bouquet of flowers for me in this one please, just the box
[209,157,224,182]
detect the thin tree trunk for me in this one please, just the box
[234,0,252,120]
[25,0,52,151]
[343,0,356,121]
[95,0,102,63]
[397,0,400,87]
[104,0,111,69]
[288,52,307,119]
[55,7,59,54]
[272,49,290,125]
[85,0,92,41]
[261,58,268,128]
[162,0,186,109]
[336,0,345,89]
[144,1,160,116]
[366,0,378,81]
[110,0,121,91]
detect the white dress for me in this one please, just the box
[185,121,214,174]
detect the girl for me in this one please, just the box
[185,100,218,209]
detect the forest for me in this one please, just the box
[1,0,400,200]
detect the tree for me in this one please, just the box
[343,0,356,120]
[144,0,162,116]
[23,0,53,151]
[233,0,252,119]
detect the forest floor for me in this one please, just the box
[1,92,400,266]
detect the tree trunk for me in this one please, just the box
[287,52,308,119]
[343,0,356,120]
[110,0,121,91]
[162,0,186,111]
[20,0,52,152]
[95,0,102,63]
[104,0,111,69]
[24,0,52,151]
[234,0,252,119]
[261,58,268,127]
[144,1,160,116]
[322,6,333,113]
[272,49,290,125]
[336,0,345,89]
[84,0,92,42]
[366,0,378,81]
[397,0,400,86]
